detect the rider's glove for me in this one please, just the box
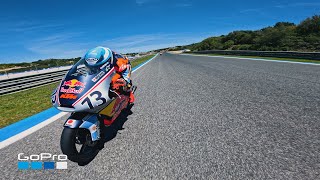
[112,78,127,90]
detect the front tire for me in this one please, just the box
[60,128,100,165]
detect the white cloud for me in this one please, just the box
[275,2,320,8]
[0,20,63,33]
[26,32,88,59]
[23,32,210,60]
[103,34,162,48]
[135,0,155,5]
[240,8,261,13]
[175,3,192,7]
[291,2,320,6]
[135,0,146,5]
[102,33,209,53]
[14,24,62,32]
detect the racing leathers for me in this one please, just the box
[111,52,135,103]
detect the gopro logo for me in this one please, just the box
[17,153,68,170]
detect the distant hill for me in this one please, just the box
[175,15,320,52]
[0,57,81,74]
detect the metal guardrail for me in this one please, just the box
[0,55,154,96]
[0,69,69,95]
[191,50,320,60]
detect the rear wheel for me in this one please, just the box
[60,128,100,165]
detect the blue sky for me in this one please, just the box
[0,0,319,63]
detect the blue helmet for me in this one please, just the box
[83,46,113,67]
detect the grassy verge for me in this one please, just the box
[189,53,320,64]
[0,54,156,128]
[0,83,59,128]
[131,54,155,67]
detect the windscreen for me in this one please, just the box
[67,58,112,77]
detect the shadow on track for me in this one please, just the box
[102,105,133,142]
[78,105,134,166]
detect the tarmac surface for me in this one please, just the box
[1,53,319,179]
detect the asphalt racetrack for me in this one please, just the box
[1,53,319,179]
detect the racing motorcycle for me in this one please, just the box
[51,58,136,165]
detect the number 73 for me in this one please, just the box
[81,91,106,109]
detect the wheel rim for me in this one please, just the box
[75,129,98,158]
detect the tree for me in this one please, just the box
[175,15,320,52]
[297,15,320,35]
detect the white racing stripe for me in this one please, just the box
[180,53,320,66]
[0,54,158,149]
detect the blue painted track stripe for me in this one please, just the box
[0,54,157,142]
[0,108,60,141]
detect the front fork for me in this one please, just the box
[63,113,101,142]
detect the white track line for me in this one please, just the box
[0,54,158,149]
[181,53,320,66]
[132,54,158,72]
[0,112,68,149]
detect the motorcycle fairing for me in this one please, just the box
[99,98,117,117]
[63,114,100,141]
[103,94,129,126]
[53,58,116,113]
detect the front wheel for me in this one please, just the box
[60,128,100,166]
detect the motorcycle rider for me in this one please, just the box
[83,46,135,104]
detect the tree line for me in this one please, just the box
[0,57,81,74]
[177,15,320,52]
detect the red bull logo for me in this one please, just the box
[60,87,84,94]
[63,79,86,88]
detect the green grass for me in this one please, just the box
[192,53,320,64]
[131,55,155,67]
[0,54,156,128]
[0,83,59,128]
